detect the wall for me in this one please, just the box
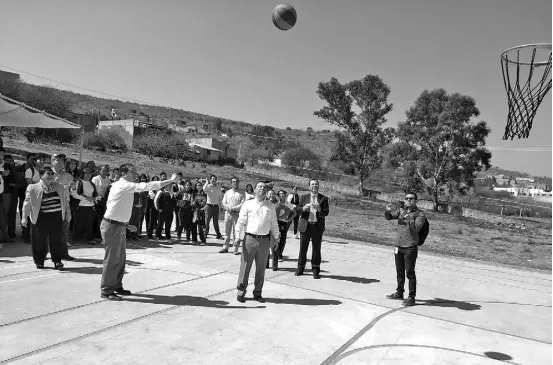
[67,113,97,133]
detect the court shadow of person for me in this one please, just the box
[484,351,513,361]
[73,258,143,267]
[417,298,482,311]
[323,275,380,284]
[123,293,263,309]
[281,258,329,264]
[262,298,342,306]
[60,266,104,275]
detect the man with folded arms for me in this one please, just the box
[234,181,279,303]
[100,164,178,300]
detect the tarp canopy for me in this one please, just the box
[0,93,81,129]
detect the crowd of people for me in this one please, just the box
[0,148,426,307]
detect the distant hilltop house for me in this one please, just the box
[186,137,237,163]
[0,69,20,83]
[98,119,164,148]
[493,186,552,199]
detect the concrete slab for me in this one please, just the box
[0,219,550,365]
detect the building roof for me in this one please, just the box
[190,143,222,152]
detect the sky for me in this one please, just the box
[0,0,551,177]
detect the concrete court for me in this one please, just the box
[0,222,551,365]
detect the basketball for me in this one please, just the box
[272,4,297,31]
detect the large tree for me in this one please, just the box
[314,75,396,194]
[281,145,321,177]
[388,89,492,208]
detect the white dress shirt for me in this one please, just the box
[203,183,222,205]
[91,175,112,197]
[235,198,279,241]
[104,180,162,223]
[222,188,245,213]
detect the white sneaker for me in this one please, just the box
[294,234,299,239]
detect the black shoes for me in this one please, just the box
[36,264,44,269]
[101,293,122,301]
[386,292,404,300]
[253,296,265,303]
[294,269,304,276]
[63,255,75,261]
[313,271,321,280]
[402,297,416,306]
[115,288,132,296]
[54,262,64,270]
[236,295,246,303]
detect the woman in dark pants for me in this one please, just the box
[137,174,149,237]
[147,176,160,240]
[177,180,194,242]
[154,185,174,241]
[191,181,207,245]
[70,168,98,245]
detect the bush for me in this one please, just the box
[84,130,127,152]
[133,130,191,161]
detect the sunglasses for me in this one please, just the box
[405,197,416,200]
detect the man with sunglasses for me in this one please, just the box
[385,192,426,306]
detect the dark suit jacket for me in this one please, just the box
[297,193,329,234]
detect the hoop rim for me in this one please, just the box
[501,43,552,66]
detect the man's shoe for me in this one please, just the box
[253,295,265,303]
[216,235,224,240]
[36,264,45,269]
[236,295,246,303]
[272,265,278,271]
[294,234,299,239]
[54,262,64,270]
[386,292,404,300]
[402,297,416,306]
[63,255,75,261]
[313,271,321,279]
[219,247,229,253]
[115,288,132,296]
[295,270,304,276]
[101,293,122,301]
[66,242,73,247]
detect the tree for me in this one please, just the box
[388,89,492,209]
[281,145,321,177]
[314,75,396,194]
[306,127,314,135]
[249,125,287,160]
[215,118,223,131]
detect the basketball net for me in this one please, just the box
[500,44,552,140]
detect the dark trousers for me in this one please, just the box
[292,215,299,235]
[156,208,173,239]
[298,223,323,270]
[75,206,96,241]
[204,204,221,237]
[31,212,63,265]
[237,235,270,297]
[177,207,193,239]
[0,196,8,241]
[267,222,289,268]
[395,246,418,298]
[147,208,158,238]
[7,188,18,236]
[94,205,105,239]
[100,220,127,295]
[191,222,205,243]
[174,206,180,233]
[128,206,142,238]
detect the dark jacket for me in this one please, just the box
[297,193,330,234]
[385,206,426,248]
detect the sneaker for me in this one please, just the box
[115,288,132,296]
[200,241,206,246]
[233,247,240,255]
[219,247,229,253]
[191,240,198,245]
[385,292,404,300]
[216,235,224,240]
[402,297,416,306]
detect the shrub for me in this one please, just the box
[84,130,127,152]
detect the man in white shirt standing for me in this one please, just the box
[100,164,177,300]
[203,174,223,240]
[234,181,279,303]
[219,176,245,254]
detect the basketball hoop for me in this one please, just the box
[500,43,552,140]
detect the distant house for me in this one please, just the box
[190,143,222,162]
[186,137,237,162]
[98,119,164,148]
[0,70,20,83]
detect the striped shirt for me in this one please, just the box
[41,190,62,214]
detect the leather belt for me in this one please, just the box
[103,218,127,227]
[207,204,219,206]
[246,233,270,239]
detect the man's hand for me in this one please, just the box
[170,173,179,182]
[127,225,137,233]
[21,217,27,227]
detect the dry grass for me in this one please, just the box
[5,138,551,271]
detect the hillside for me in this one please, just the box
[4,80,546,185]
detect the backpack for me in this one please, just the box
[414,210,429,246]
